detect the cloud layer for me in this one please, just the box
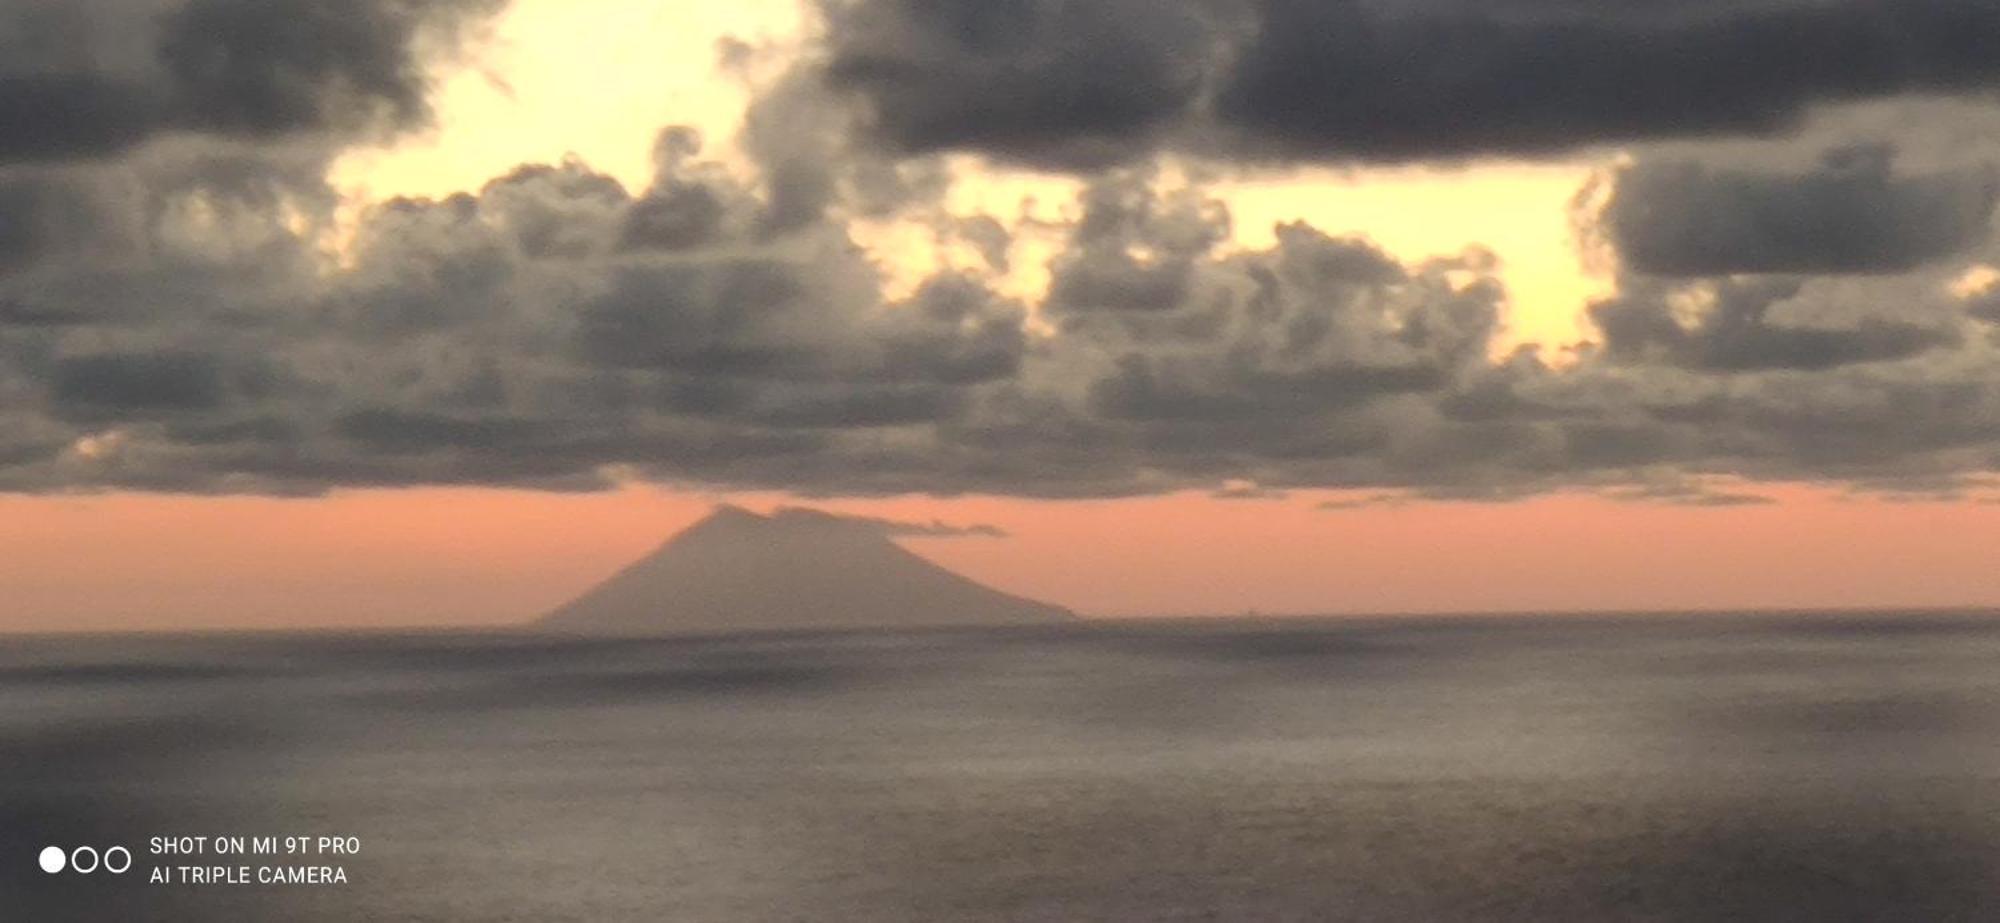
[2,0,1999,501]
[822,0,2000,166]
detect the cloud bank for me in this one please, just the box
[823,0,2000,166]
[2,0,1999,501]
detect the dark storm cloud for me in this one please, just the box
[0,177,58,270]
[0,0,499,164]
[1605,147,2000,276]
[1590,278,1962,372]
[814,0,2000,166]
[49,352,231,417]
[1216,0,2000,161]
[577,259,821,376]
[575,258,1026,395]
[819,0,1223,168]
[0,74,164,163]
[333,408,562,454]
[157,0,493,137]
[0,169,135,275]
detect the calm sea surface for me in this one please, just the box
[9,613,2000,921]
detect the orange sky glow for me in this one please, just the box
[6,487,1998,632]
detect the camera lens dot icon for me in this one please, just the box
[39,846,66,874]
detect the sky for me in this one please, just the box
[4,0,2000,630]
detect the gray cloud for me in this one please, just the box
[6,145,2000,501]
[0,176,68,271]
[1590,277,1963,373]
[815,0,2000,167]
[0,74,163,164]
[1215,0,2000,161]
[1045,171,1233,314]
[50,352,234,420]
[1605,146,1999,277]
[773,506,1009,538]
[1972,290,2000,325]
[159,0,492,137]
[0,0,499,164]
[819,0,1223,168]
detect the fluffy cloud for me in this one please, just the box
[6,134,2000,498]
[1590,277,1963,372]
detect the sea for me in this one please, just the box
[8,612,2000,921]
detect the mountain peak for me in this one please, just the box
[543,505,1073,635]
[692,502,773,527]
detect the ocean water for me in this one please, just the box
[8,613,2000,921]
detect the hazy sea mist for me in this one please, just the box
[9,613,2000,920]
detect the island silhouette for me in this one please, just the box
[541,505,1075,634]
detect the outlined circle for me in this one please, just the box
[70,846,99,874]
[39,846,66,873]
[104,846,133,874]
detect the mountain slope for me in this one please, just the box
[541,506,1074,634]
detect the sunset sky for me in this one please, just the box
[5,0,2000,630]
